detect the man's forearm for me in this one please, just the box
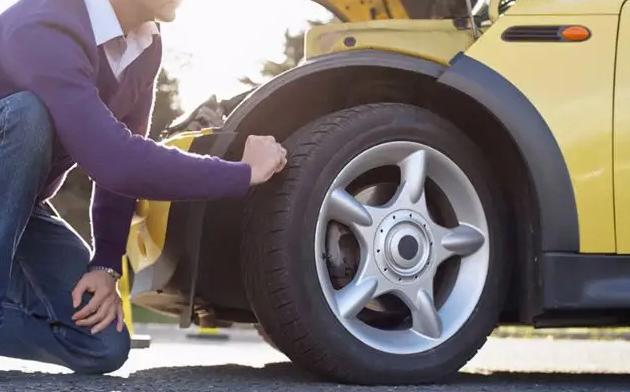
[90,184,136,274]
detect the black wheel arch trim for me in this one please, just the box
[437,54,579,252]
[222,50,446,134]
[223,49,579,253]
[541,253,630,311]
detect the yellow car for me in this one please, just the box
[125,0,630,384]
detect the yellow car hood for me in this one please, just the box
[312,0,479,22]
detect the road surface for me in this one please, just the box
[2,325,630,391]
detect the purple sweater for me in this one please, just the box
[0,0,252,274]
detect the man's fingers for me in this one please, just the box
[91,305,118,335]
[275,156,287,173]
[275,144,284,158]
[266,143,285,174]
[72,290,108,320]
[76,296,113,327]
[71,280,89,309]
[116,304,124,333]
[69,270,121,333]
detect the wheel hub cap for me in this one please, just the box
[375,210,434,282]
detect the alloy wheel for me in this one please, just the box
[315,141,490,354]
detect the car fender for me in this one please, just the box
[437,54,579,252]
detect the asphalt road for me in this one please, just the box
[5,365,630,392]
[3,326,630,391]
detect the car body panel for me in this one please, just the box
[614,2,630,254]
[507,0,624,15]
[312,0,626,20]
[307,1,620,252]
[467,14,619,253]
[305,19,475,66]
[438,54,579,252]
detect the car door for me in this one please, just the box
[614,0,630,253]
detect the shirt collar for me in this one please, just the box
[83,0,159,46]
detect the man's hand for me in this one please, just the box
[71,270,124,335]
[241,135,288,186]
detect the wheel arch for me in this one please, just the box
[219,50,578,322]
[222,50,445,139]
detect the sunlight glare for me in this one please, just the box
[162,0,332,111]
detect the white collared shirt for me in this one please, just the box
[83,0,159,81]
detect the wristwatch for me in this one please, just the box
[89,265,122,280]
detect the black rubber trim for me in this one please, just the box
[502,26,563,42]
[223,50,446,134]
[438,54,579,252]
[542,253,630,310]
[502,26,591,43]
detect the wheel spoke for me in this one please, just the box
[397,149,428,206]
[328,188,373,227]
[410,289,442,339]
[441,224,485,257]
[335,277,378,319]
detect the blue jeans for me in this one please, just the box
[0,92,130,374]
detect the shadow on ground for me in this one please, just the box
[2,362,630,391]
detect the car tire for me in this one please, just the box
[241,103,508,384]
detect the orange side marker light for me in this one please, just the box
[561,26,591,42]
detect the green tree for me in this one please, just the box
[240,22,321,87]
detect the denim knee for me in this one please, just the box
[95,326,131,374]
[71,326,131,375]
[1,91,53,169]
